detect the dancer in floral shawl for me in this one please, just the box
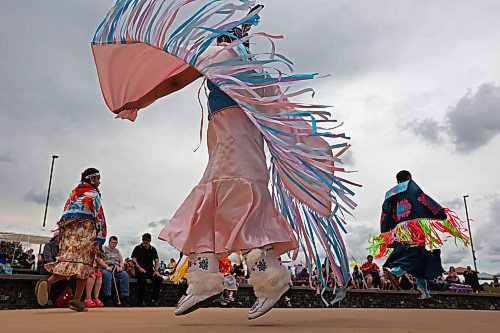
[36,168,107,312]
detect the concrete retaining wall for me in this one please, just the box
[1,274,499,310]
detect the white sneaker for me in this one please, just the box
[248,284,289,320]
[174,292,220,316]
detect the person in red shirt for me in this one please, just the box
[361,255,387,289]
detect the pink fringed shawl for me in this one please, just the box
[92,0,360,305]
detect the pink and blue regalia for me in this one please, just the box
[91,0,359,318]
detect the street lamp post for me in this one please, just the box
[463,195,478,272]
[42,155,59,229]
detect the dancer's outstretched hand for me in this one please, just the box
[115,100,140,113]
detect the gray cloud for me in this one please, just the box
[441,251,468,267]
[448,83,500,152]
[1,1,500,272]
[340,149,356,168]
[405,83,500,152]
[148,219,169,229]
[0,152,16,164]
[485,199,500,257]
[442,198,463,210]
[480,192,500,202]
[345,221,380,262]
[474,198,500,264]
[118,237,141,259]
[23,189,64,206]
[264,1,478,79]
[123,237,140,247]
[148,221,159,229]
[404,119,446,144]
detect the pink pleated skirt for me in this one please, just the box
[159,106,298,256]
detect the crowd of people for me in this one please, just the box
[1,237,490,310]
[282,256,484,295]
[0,166,489,312]
[33,231,175,308]
[2,0,495,322]
[357,257,482,293]
[7,167,477,315]
[1,0,485,319]
[0,242,36,272]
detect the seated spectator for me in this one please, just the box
[446,266,460,284]
[286,265,294,280]
[0,242,12,265]
[327,271,344,289]
[318,264,327,288]
[434,274,447,291]
[293,267,310,286]
[124,258,136,278]
[312,266,318,277]
[311,264,325,289]
[383,273,392,290]
[18,248,35,269]
[463,266,481,292]
[131,233,163,306]
[98,236,130,305]
[166,258,177,275]
[159,260,168,275]
[399,273,415,291]
[85,259,104,308]
[219,257,237,304]
[0,243,13,274]
[427,275,445,292]
[320,263,327,280]
[294,263,303,276]
[346,276,357,289]
[361,255,387,289]
[352,265,363,289]
[233,263,245,282]
[39,231,60,275]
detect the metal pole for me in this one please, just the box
[42,155,59,228]
[463,195,478,272]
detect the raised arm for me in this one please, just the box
[116,66,202,112]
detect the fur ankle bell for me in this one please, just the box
[186,271,224,296]
[248,264,290,299]
[245,249,265,269]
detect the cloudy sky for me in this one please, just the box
[1,1,499,273]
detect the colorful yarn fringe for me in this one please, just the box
[368,208,469,259]
[93,0,359,304]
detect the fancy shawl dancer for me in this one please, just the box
[369,170,469,301]
[92,0,358,319]
[36,168,107,312]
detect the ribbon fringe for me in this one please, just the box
[93,0,359,304]
[368,208,470,259]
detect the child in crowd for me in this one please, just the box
[124,258,136,278]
